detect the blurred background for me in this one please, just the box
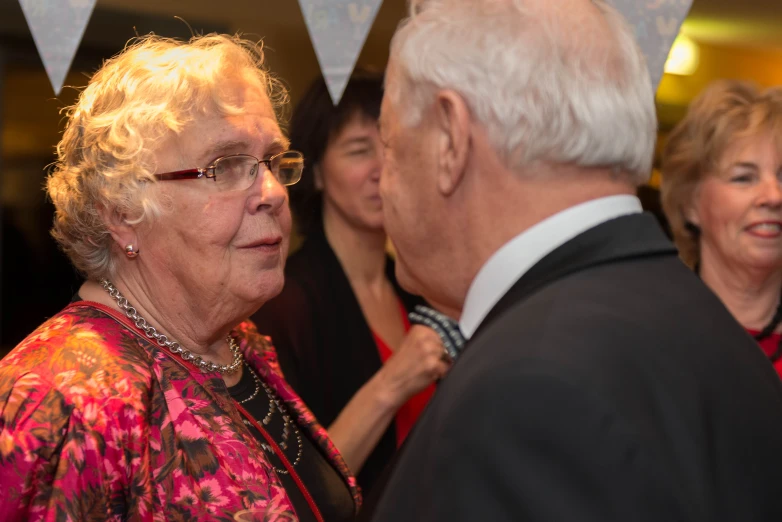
[1,0,781,353]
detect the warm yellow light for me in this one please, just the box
[664,35,700,76]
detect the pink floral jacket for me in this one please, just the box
[0,302,360,521]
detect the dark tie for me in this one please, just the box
[407,305,466,360]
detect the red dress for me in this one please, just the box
[747,328,782,378]
[372,302,436,446]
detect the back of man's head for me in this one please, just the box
[386,0,657,184]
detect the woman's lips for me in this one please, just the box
[746,221,782,238]
[239,236,283,250]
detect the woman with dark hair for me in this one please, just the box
[252,73,450,495]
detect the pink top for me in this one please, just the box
[0,302,360,521]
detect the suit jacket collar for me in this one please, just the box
[472,213,677,339]
[460,195,643,338]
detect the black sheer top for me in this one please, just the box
[228,364,354,521]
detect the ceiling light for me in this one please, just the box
[664,34,700,76]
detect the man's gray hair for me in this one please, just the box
[387,0,657,184]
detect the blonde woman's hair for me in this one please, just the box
[47,33,287,279]
[660,80,782,268]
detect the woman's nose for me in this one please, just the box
[251,167,287,214]
[759,174,782,208]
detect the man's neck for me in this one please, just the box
[459,163,638,297]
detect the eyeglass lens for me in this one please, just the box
[212,153,303,190]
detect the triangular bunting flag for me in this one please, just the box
[19,0,97,96]
[606,0,693,90]
[298,0,384,105]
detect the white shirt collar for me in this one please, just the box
[459,195,643,339]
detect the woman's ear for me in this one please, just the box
[97,204,140,257]
[685,206,701,228]
[684,180,705,228]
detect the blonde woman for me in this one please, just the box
[661,80,782,376]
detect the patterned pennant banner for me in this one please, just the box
[607,0,694,90]
[19,0,97,96]
[298,0,384,105]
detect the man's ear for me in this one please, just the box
[97,204,140,256]
[433,90,471,196]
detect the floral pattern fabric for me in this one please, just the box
[0,301,360,521]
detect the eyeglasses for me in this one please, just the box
[154,151,304,192]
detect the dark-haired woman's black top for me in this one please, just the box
[227,365,354,522]
[251,225,424,496]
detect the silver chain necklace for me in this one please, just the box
[100,279,243,374]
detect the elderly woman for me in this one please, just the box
[0,35,359,521]
[661,80,782,377]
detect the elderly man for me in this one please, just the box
[370,0,782,520]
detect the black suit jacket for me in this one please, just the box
[251,226,424,496]
[369,213,782,522]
